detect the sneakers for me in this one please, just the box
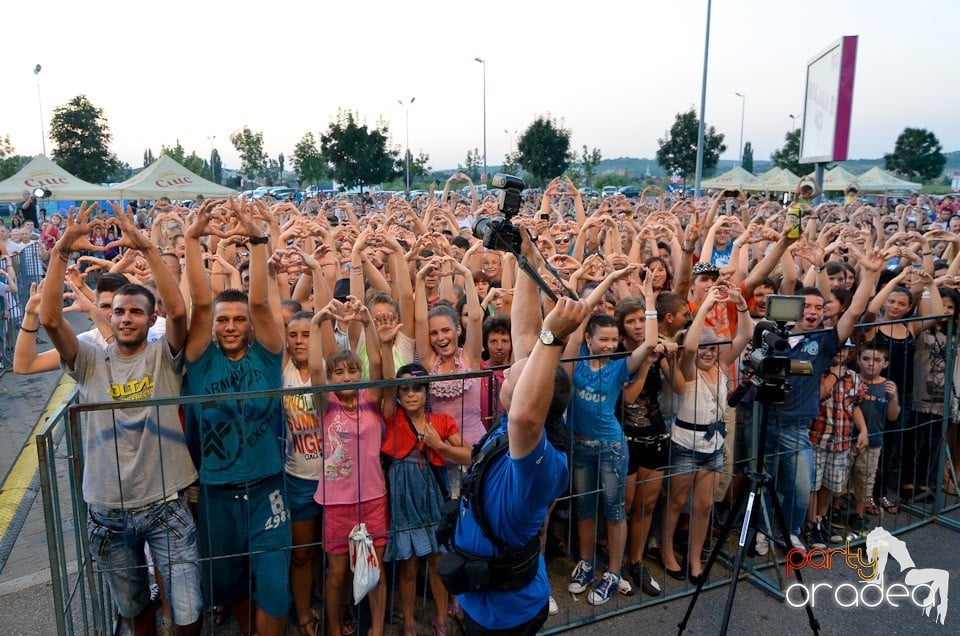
[587,572,619,606]
[645,534,661,559]
[617,576,635,596]
[806,519,827,549]
[849,513,869,537]
[548,595,559,615]
[628,562,662,596]
[569,560,595,594]
[754,533,770,556]
[789,534,806,553]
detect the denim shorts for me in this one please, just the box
[284,473,321,523]
[572,437,628,523]
[669,441,723,475]
[197,474,292,618]
[87,493,202,625]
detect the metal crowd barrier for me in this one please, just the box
[0,245,45,372]
[36,326,960,634]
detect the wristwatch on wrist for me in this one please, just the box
[538,330,565,347]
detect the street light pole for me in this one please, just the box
[474,57,487,182]
[693,0,712,197]
[504,129,517,155]
[789,113,798,132]
[33,64,46,156]
[735,92,746,168]
[398,97,415,194]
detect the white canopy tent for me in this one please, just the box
[855,167,921,192]
[700,166,760,190]
[744,168,801,192]
[0,154,120,201]
[114,155,237,200]
[807,165,860,191]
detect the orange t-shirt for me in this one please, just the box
[381,410,460,467]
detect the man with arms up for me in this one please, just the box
[181,198,290,636]
[39,202,201,636]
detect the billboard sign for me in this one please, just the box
[799,36,858,164]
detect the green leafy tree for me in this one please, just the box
[410,151,431,180]
[500,151,521,177]
[160,140,204,175]
[655,108,726,189]
[278,153,285,182]
[320,110,399,191]
[742,141,754,173]
[292,132,328,186]
[0,136,30,181]
[108,161,134,183]
[516,115,572,187]
[230,126,268,184]
[884,127,947,183]
[594,173,629,189]
[143,148,154,167]
[459,148,483,182]
[770,130,802,175]
[49,95,120,183]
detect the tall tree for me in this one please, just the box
[49,95,119,183]
[459,148,482,182]
[770,130,802,175]
[320,110,399,191]
[516,115,572,187]
[0,135,30,181]
[292,132,327,186]
[742,142,754,173]
[211,149,223,185]
[143,148,154,167]
[655,108,726,190]
[230,126,268,184]
[500,151,521,177]
[579,145,603,187]
[410,151,431,180]
[884,127,947,183]
[278,153,285,182]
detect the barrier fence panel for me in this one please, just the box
[36,330,958,634]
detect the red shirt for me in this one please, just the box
[381,410,460,467]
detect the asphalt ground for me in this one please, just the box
[0,320,958,634]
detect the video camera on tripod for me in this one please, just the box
[729,295,813,406]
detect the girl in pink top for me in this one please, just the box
[309,298,389,636]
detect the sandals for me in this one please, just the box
[431,616,451,636]
[865,498,881,516]
[340,603,357,636]
[881,496,898,514]
[297,608,322,636]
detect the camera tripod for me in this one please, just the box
[677,400,821,636]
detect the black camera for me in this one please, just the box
[473,173,525,254]
[729,296,813,406]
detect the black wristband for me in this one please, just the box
[247,235,269,245]
[20,326,39,333]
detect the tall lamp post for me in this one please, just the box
[397,97,415,194]
[474,57,487,182]
[504,129,517,155]
[33,64,46,156]
[789,113,798,132]
[693,0,712,197]
[735,91,746,167]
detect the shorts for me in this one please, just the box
[285,473,321,523]
[197,474,292,618]
[812,447,848,493]
[572,437,628,523]
[87,493,202,625]
[626,435,670,474]
[669,441,723,475]
[323,496,389,555]
[845,446,881,503]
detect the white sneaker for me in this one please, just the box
[754,533,770,556]
[789,534,807,553]
[548,595,559,615]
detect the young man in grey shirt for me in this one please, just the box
[40,201,201,636]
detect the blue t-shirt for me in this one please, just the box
[769,327,839,423]
[859,380,889,448]
[183,341,284,485]
[709,243,734,267]
[455,419,568,630]
[569,346,633,441]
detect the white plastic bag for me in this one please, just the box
[348,523,380,603]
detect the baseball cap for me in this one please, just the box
[691,261,721,278]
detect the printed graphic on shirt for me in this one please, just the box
[108,375,155,401]
[284,393,322,460]
[324,414,353,482]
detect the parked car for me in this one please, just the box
[601,186,619,197]
[268,187,299,200]
[579,187,600,199]
[618,186,642,198]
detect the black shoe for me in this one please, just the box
[688,570,707,586]
[660,555,686,580]
[628,562,662,596]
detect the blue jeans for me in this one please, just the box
[87,493,202,624]
[572,437,628,523]
[763,418,814,537]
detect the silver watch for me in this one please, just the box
[538,330,565,347]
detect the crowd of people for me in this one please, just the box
[10,171,960,635]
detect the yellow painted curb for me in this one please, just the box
[0,375,77,538]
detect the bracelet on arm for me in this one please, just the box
[247,235,269,245]
[55,246,71,262]
[20,326,39,333]
[681,245,695,254]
